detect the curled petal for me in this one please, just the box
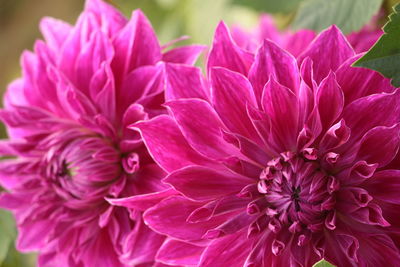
[364,170,400,205]
[144,196,226,242]
[357,124,400,168]
[343,89,400,140]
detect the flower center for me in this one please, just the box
[55,159,71,179]
[43,130,122,201]
[257,150,339,233]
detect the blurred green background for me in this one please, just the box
[0,0,398,266]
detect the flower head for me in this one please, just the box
[134,22,400,266]
[0,0,203,266]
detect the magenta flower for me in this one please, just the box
[126,23,400,266]
[231,14,383,56]
[0,0,203,266]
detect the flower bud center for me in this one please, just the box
[43,130,122,201]
[258,150,339,231]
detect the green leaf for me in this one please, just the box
[0,238,10,266]
[1,242,37,267]
[292,0,383,34]
[0,210,16,265]
[232,0,304,14]
[353,3,400,87]
[313,259,336,267]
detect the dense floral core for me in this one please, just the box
[43,129,122,202]
[257,151,339,239]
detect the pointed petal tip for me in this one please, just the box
[213,21,232,41]
[328,24,341,31]
[39,16,57,27]
[216,20,229,31]
[127,9,151,27]
[202,229,223,239]
[84,0,115,11]
[127,115,167,131]
[131,8,146,19]
[260,38,278,47]
[104,196,124,206]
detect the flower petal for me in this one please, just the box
[39,17,72,52]
[84,0,127,36]
[364,170,400,205]
[199,231,252,267]
[342,89,400,140]
[249,39,299,102]
[165,64,208,101]
[163,45,206,65]
[316,71,344,130]
[164,166,252,201]
[207,22,254,76]
[262,78,299,151]
[112,10,161,79]
[166,98,237,159]
[298,25,354,84]
[144,196,226,241]
[17,219,54,252]
[211,67,258,141]
[107,189,175,212]
[357,124,400,168]
[284,30,316,58]
[336,55,395,105]
[118,64,164,117]
[120,220,165,266]
[132,115,214,172]
[156,239,204,266]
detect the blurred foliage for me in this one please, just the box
[233,0,303,13]
[0,0,392,266]
[0,209,35,266]
[111,0,259,44]
[292,0,383,34]
[1,244,36,267]
[0,210,15,264]
[387,0,400,9]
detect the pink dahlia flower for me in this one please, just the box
[0,0,203,266]
[231,14,383,56]
[127,22,400,266]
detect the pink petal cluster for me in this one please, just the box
[231,14,383,56]
[124,22,400,266]
[1,1,399,266]
[0,0,203,266]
